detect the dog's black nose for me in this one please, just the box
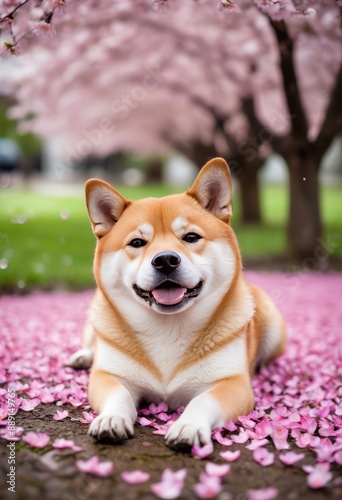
[151,251,181,275]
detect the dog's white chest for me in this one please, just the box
[95,328,247,409]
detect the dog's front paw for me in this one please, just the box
[88,415,134,442]
[67,348,93,370]
[165,420,211,450]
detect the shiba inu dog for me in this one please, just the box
[68,157,286,448]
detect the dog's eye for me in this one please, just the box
[128,238,147,248]
[182,232,202,243]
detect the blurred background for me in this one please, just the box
[0,1,341,293]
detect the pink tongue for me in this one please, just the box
[152,287,187,305]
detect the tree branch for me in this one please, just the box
[314,7,342,165]
[1,0,30,20]
[269,18,308,141]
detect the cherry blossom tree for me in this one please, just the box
[1,0,341,259]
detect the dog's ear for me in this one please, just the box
[187,157,233,222]
[85,179,130,238]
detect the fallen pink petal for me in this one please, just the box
[193,474,222,499]
[212,429,233,446]
[253,447,275,466]
[306,464,333,489]
[219,450,241,462]
[279,452,305,465]
[151,468,187,499]
[247,487,278,500]
[231,430,249,444]
[79,411,96,424]
[53,438,82,452]
[139,417,156,427]
[22,432,50,448]
[205,462,231,477]
[121,470,150,484]
[192,442,214,459]
[76,456,113,477]
[53,409,69,421]
[246,438,269,450]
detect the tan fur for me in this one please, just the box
[88,367,121,413]
[209,374,254,420]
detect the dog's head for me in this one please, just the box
[86,158,241,315]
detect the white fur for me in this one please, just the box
[165,393,225,446]
[95,327,247,410]
[88,388,138,441]
[171,217,204,240]
[257,321,283,365]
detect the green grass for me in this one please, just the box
[0,184,341,291]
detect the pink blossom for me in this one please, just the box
[246,439,269,450]
[334,450,342,465]
[53,409,68,420]
[151,468,187,499]
[205,462,230,477]
[238,416,256,428]
[76,456,113,477]
[253,447,275,466]
[314,441,335,463]
[193,473,222,498]
[253,419,273,439]
[139,417,156,426]
[318,421,336,437]
[20,398,41,411]
[231,430,249,444]
[271,427,289,451]
[212,428,232,446]
[152,425,169,436]
[53,438,82,451]
[295,432,316,448]
[192,442,214,459]
[223,421,237,432]
[279,452,305,465]
[0,426,24,441]
[79,411,95,424]
[23,432,50,448]
[158,413,170,422]
[149,402,168,414]
[30,21,57,39]
[219,450,241,462]
[121,470,150,484]
[307,464,332,489]
[247,487,278,500]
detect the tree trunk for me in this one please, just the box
[287,153,322,260]
[145,158,163,183]
[238,168,261,224]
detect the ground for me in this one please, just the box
[0,272,341,500]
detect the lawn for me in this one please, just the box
[0,184,341,291]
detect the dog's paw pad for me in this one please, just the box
[88,415,134,442]
[66,349,93,370]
